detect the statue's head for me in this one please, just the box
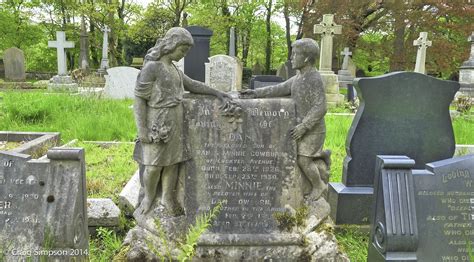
[145,27,194,62]
[291,38,320,69]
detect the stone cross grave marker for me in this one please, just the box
[459,32,474,96]
[0,132,88,261]
[314,14,342,72]
[338,47,355,101]
[3,47,26,82]
[413,32,432,74]
[328,72,460,225]
[48,31,75,76]
[205,55,242,92]
[341,47,352,71]
[99,25,111,73]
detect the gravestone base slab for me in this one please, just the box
[368,244,417,262]
[328,182,373,225]
[48,75,78,92]
[320,72,344,107]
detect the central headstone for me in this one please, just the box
[184,97,298,235]
[329,72,460,225]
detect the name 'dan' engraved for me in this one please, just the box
[247,108,290,117]
[0,201,12,210]
[442,169,471,183]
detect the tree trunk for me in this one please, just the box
[241,31,250,67]
[265,0,273,74]
[390,9,406,71]
[283,2,291,60]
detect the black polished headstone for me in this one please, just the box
[249,75,284,90]
[368,155,418,262]
[184,26,213,82]
[412,155,474,261]
[329,72,460,225]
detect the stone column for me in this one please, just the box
[459,32,474,97]
[99,25,111,75]
[229,27,236,57]
[413,32,432,74]
[314,14,344,107]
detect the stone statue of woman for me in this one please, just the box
[134,27,232,215]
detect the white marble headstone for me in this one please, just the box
[205,55,242,92]
[104,66,140,99]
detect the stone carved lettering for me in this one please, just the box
[185,98,296,234]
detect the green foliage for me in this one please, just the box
[273,206,309,232]
[90,227,124,262]
[0,91,136,142]
[352,32,390,77]
[177,202,222,261]
[454,95,473,114]
[147,219,173,261]
[325,115,353,183]
[334,225,369,262]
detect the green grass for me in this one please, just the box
[0,91,136,143]
[76,141,138,201]
[335,226,370,261]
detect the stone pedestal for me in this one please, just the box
[321,71,344,107]
[48,75,78,92]
[459,32,474,97]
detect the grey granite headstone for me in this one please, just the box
[329,72,460,225]
[184,26,213,82]
[103,66,140,99]
[0,132,88,261]
[249,75,284,90]
[412,155,474,261]
[3,47,26,82]
[368,155,418,261]
[184,97,298,235]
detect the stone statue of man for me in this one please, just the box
[134,27,231,215]
[240,38,329,199]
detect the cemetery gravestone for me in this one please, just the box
[277,60,297,81]
[369,154,474,262]
[413,32,432,74]
[3,47,26,82]
[459,32,474,97]
[338,47,355,101]
[184,26,213,82]
[329,72,460,225]
[313,14,344,107]
[205,55,242,92]
[0,132,88,261]
[249,75,284,90]
[103,66,140,99]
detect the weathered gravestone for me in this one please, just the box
[3,47,26,82]
[103,66,140,99]
[368,154,474,262]
[0,131,88,261]
[277,60,297,81]
[249,75,284,90]
[184,26,213,82]
[329,72,460,225]
[205,55,242,92]
[124,96,347,261]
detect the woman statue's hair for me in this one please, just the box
[144,27,194,63]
